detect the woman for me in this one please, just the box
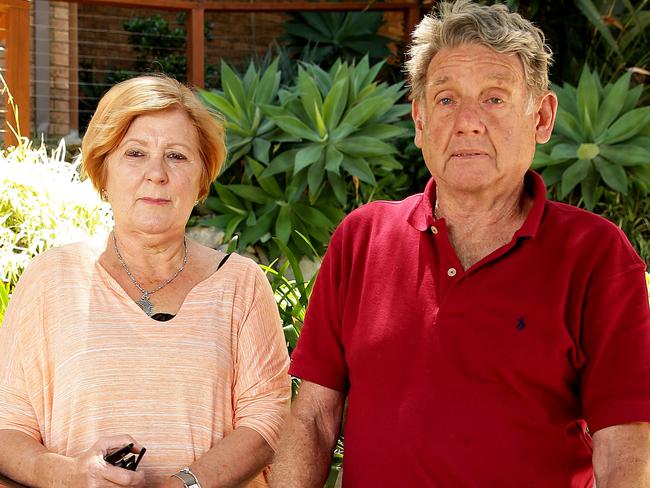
[0,75,290,488]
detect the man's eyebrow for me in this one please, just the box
[428,72,516,88]
[429,76,449,87]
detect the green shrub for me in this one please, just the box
[0,140,113,323]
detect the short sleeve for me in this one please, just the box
[0,261,44,442]
[232,263,291,452]
[289,226,349,392]
[580,243,650,432]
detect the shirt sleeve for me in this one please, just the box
[580,234,650,432]
[232,262,291,452]
[289,225,350,392]
[0,258,45,442]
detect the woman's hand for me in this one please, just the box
[70,435,145,488]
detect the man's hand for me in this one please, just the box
[269,381,345,488]
[69,435,146,488]
[593,422,650,487]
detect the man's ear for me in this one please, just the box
[412,100,424,148]
[535,91,558,144]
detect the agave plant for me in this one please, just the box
[262,57,410,203]
[533,65,650,209]
[199,57,411,259]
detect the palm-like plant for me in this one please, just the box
[533,65,650,209]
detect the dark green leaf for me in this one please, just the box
[355,124,409,140]
[621,85,644,114]
[275,206,292,244]
[542,163,569,186]
[295,144,324,173]
[580,163,599,210]
[221,61,248,115]
[599,107,650,145]
[325,145,344,172]
[227,184,272,204]
[327,171,347,206]
[599,144,650,166]
[262,150,298,177]
[308,156,325,196]
[593,156,628,193]
[560,159,590,197]
[298,66,324,126]
[252,138,271,164]
[322,78,349,131]
[272,115,321,142]
[256,59,280,105]
[293,203,333,230]
[342,157,376,184]
[550,143,579,160]
[337,136,396,158]
[554,110,585,143]
[594,72,631,136]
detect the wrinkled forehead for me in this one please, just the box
[424,44,528,92]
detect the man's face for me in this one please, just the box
[412,43,556,198]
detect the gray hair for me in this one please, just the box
[406,0,553,101]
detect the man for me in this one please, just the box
[270,1,650,487]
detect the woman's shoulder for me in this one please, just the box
[19,237,106,286]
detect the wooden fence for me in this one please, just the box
[0,0,30,147]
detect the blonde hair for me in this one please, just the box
[406,0,553,101]
[81,74,226,201]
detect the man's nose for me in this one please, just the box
[453,100,486,135]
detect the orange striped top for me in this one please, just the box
[0,239,291,486]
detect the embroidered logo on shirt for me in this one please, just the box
[516,317,526,331]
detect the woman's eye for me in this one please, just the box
[487,96,504,104]
[125,149,143,157]
[167,152,187,160]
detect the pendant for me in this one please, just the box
[137,293,153,316]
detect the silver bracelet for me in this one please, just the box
[172,466,203,488]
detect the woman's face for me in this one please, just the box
[104,107,203,237]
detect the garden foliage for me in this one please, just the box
[282,11,393,69]
[199,56,411,260]
[533,65,650,209]
[0,140,113,323]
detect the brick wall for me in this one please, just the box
[49,1,71,137]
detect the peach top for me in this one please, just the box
[0,239,290,486]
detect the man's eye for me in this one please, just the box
[487,97,504,104]
[438,97,454,105]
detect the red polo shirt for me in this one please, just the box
[289,171,650,488]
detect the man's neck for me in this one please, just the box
[436,184,532,270]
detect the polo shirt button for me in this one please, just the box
[447,267,457,277]
[430,225,438,234]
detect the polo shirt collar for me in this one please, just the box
[406,169,547,239]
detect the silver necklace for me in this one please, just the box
[112,232,188,317]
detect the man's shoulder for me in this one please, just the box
[544,200,627,237]
[339,192,424,230]
[542,200,642,264]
